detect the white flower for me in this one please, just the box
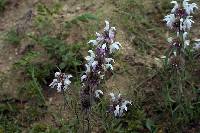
[96,32,101,37]
[163,14,176,29]
[55,72,61,77]
[110,42,122,53]
[96,32,104,41]
[194,39,200,49]
[177,31,180,37]
[95,90,103,98]
[88,50,95,57]
[180,18,184,31]
[104,20,110,31]
[105,58,115,63]
[85,50,95,66]
[167,37,173,44]
[194,43,200,49]
[102,43,107,50]
[84,50,97,73]
[66,74,73,79]
[109,93,121,102]
[171,1,179,13]
[105,64,113,70]
[183,16,194,31]
[183,32,188,41]
[88,40,98,46]
[183,32,190,48]
[109,92,132,117]
[64,79,71,86]
[49,79,58,88]
[105,58,115,70]
[184,40,190,48]
[85,64,91,73]
[88,32,104,46]
[57,82,62,92]
[109,93,115,101]
[64,75,72,86]
[113,101,132,117]
[92,61,98,70]
[121,100,132,112]
[109,27,116,43]
[173,51,177,56]
[63,75,72,91]
[81,75,87,82]
[50,72,72,92]
[114,105,120,117]
[183,0,198,15]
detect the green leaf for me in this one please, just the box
[59,62,66,69]
[146,119,154,131]
[76,13,98,22]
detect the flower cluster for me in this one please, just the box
[163,0,198,68]
[80,21,122,110]
[164,0,197,31]
[109,93,132,117]
[49,71,72,92]
[194,39,200,50]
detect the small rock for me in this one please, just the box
[49,97,53,103]
[63,5,68,11]
[9,57,12,60]
[76,7,81,12]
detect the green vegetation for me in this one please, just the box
[5,29,23,45]
[0,0,7,12]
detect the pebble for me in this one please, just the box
[76,7,81,12]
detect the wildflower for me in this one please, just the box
[110,42,122,53]
[88,21,120,50]
[194,39,200,49]
[96,32,104,42]
[109,93,121,102]
[81,20,122,110]
[183,32,188,41]
[104,20,110,31]
[49,79,58,88]
[164,0,197,32]
[121,100,132,112]
[95,90,103,98]
[182,16,194,31]
[109,93,132,117]
[81,75,87,82]
[49,71,72,92]
[114,105,120,117]
[85,50,95,66]
[88,40,98,46]
[167,37,173,43]
[183,0,198,15]
[163,0,198,68]
[88,33,104,46]
[105,58,115,63]
[171,1,179,13]
[108,27,116,43]
[163,14,176,29]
